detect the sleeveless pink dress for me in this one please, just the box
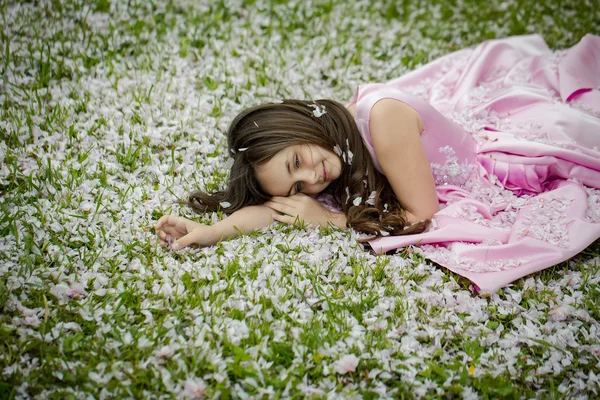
[347,34,600,293]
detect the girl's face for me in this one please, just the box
[255,144,342,196]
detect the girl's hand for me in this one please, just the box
[155,215,217,250]
[265,194,337,228]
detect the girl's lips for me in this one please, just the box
[323,162,328,181]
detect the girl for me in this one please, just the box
[156,34,600,293]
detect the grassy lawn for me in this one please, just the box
[1,0,599,398]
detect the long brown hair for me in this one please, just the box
[187,99,428,237]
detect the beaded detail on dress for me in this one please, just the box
[459,174,528,229]
[415,245,522,273]
[516,195,573,248]
[429,146,474,186]
[569,100,600,119]
[419,174,580,272]
[584,187,600,223]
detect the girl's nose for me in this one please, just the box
[304,168,319,184]
[297,169,317,186]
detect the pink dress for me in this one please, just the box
[348,34,600,293]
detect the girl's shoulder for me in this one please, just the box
[346,103,357,118]
[349,84,424,133]
[370,98,424,135]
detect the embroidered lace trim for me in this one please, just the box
[584,187,600,224]
[419,174,581,272]
[569,100,600,119]
[516,195,573,248]
[415,245,522,273]
[430,146,474,186]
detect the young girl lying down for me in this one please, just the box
[156,34,600,293]
[156,98,435,250]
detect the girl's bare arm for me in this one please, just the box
[156,205,276,249]
[211,204,276,241]
[369,99,440,222]
[158,201,349,250]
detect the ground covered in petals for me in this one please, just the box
[1,0,600,398]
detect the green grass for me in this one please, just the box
[1,0,600,398]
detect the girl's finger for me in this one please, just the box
[265,202,291,215]
[270,196,296,205]
[156,215,169,230]
[162,223,184,236]
[272,214,287,224]
[265,199,282,208]
[172,229,202,251]
[272,214,296,225]
[157,215,181,230]
[264,201,279,210]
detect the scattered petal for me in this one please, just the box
[333,354,359,375]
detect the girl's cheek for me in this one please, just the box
[308,185,321,195]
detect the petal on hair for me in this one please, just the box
[309,103,327,117]
[238,147,248,152]
[333,144,342,157]
[352,197,362,206]
[366,191,376,205]
[219,201,231,208]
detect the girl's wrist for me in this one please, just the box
[326,211,347,229]
[205,224,224,245]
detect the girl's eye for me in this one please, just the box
[294,155,301,193]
